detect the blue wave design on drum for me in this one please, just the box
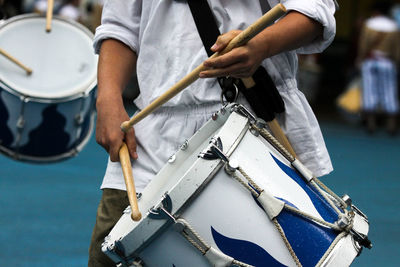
[19,105,71,157]
[270,153,338,266]
[270,153,338,222]
[211,227,286,266]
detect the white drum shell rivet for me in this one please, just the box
[180,140,189,151]
[226,159,239,174]
[168,154,176,163]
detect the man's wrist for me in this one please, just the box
[96,88,124,108]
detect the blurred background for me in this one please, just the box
[0,0,399,266]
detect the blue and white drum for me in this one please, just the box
[102,104,371,267]
[0,14,97,162]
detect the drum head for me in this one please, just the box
[0,14,97,99]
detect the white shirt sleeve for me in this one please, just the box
[93,0,142,54]
[280,0,337,54]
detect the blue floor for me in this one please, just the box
[321,120,400,267]
[0,137,107,267]
[0,117,399,266]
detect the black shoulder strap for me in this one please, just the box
[187,0,219,57]
[259,0,271,14]
[188,0,240,102]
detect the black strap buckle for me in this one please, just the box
[218,76,239,103]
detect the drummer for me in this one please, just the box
[89,1,338,266]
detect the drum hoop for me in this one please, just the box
[0,112,95,162]
[0,13,95,38]
[0,80,97,103]
[0,14,97,100]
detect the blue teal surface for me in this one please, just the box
[321,121,400,267]
[0,136,107,267]
[0,118,399,266]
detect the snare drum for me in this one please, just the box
[103,104,370,267]
[0,14,97,162]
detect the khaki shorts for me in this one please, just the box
[88,188,129,267]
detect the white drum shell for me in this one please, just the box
[103,105,368,267]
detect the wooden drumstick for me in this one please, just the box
[240,79,297,158]
[267,118,296,157]
[119,142,142,221]
[0,48,33,75]
[46,0,54,33]
[120,3,286,132]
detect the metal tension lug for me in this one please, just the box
[225,159,239,175]
[336,215,351,230]
[173,219,186,233]
[342,194,352,207]
[251,118,267,137]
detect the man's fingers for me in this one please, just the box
[211,30,242,52]
[108,129,138,162]
[125,128,138,160]
[109,137,123,162]
[204,49,244,69]
[200,65,237,78]
[200,69,252,79]
[99,130,124,162]
[200,54,253,78]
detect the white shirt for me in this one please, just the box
[94,0,337,192]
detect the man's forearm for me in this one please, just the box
[253,11,324,59]
[96,39,137,105]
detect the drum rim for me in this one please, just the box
[0,79,97,103]
[0,13,98,101]
[0,13,95,37]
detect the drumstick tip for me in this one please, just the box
[278,3,287,12]
[131,212,142,221]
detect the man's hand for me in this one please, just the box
[96,39,138,162]
[96,95,137,162]
[199,11,323,79]
[200,30,265,78]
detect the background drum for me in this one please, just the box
[0,14,97,162]
[102,104,371,267]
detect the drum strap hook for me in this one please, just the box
[199,137,224,160]
[210,142,228,163]
[148,193,174,220]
